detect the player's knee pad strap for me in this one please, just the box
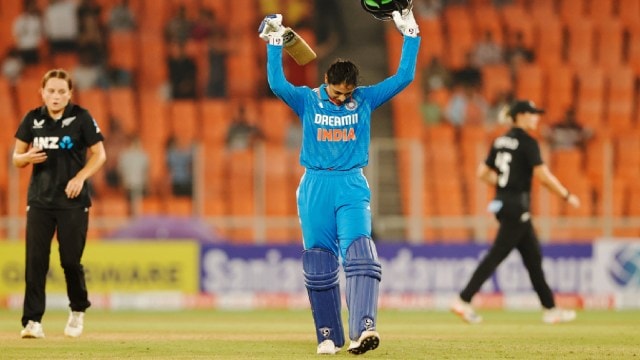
[302,249,345,347]
[303,249,340,291]
[344,236,382,280]
[344,237,382,340]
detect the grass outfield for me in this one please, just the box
[1,309,638,359]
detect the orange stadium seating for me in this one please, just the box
[397,0,640,242]
[589,0,615,25]
[15,77,41,119]
[1,0,639,243]
[618,0,640,29]
[108,31,139,74]
[201,143,227,217]
[575,66,606,129]
[566,19,596,71]
[605,66,636,132]
[559,0,588,25]
[515,63,544,105]
[596,19,624,72]
[442,6,475,69]
[533,16,563,70]
[500,3,534,47]
[0,78,17,149]
[628,23,640,75]
[169,100,199,143]
[544,65,576,121]
[226,149,256,242]
[260,99,295,145]
[76,88,109,136]
[472,5,504,45]
[107,87,138,134]
[417,17,445,64]
[200,99,231,147]
[0,141,7,211]
[480,64,512,104]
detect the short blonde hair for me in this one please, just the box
[497,104,513,125]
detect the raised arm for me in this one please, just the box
[361,10,421,109]
[259,14,304,112]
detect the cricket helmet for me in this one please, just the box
[361,0,413,21]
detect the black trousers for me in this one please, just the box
[22,207,91,327]
[459,199,556,309]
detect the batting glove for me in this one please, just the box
[392,10,419,37]
[258,14,285,45]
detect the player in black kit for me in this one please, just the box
[13,69,106,338]
[451,100,579,324]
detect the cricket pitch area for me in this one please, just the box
[1,309,638,359]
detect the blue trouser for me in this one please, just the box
[297,168,372,260]
[299,169,380,343]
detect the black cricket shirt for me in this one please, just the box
[485,127,543,197]
[14,103,105,209]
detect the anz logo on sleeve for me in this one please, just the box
[33,136,74,150]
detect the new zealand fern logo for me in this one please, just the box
[609,246,640,288]
[59,136,74,149]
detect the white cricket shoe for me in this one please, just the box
[451,297,483,324]
[317,339,341,355]
[347,330,380,355]
[543,308,576,324]
[21,320,45,339]
[64,311,84,337]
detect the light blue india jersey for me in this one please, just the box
[267,36,420,171]
[267,35,420,255]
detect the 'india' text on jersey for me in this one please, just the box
[267,36,420,170]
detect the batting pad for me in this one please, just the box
[344,237,382,341]
[303,249,345,347]
[283,28,317,65]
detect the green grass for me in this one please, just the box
[1,309,639,359]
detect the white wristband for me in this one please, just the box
[269,36,283,46]
[404,27,418,37]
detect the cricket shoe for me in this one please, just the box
[451,297,483,324]
[64,311,84,337]
[21,320,45,339]
[542,308,576,324]
[347,330,380,355]
[317,339,341,355]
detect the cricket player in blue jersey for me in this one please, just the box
[259,10,420,355]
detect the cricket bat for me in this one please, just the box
[282,27,317,65]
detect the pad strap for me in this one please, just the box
[303,249,345,347]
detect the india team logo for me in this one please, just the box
[345,99,358,111]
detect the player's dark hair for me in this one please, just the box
[326,59,359,86]
[41,68,73,91]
